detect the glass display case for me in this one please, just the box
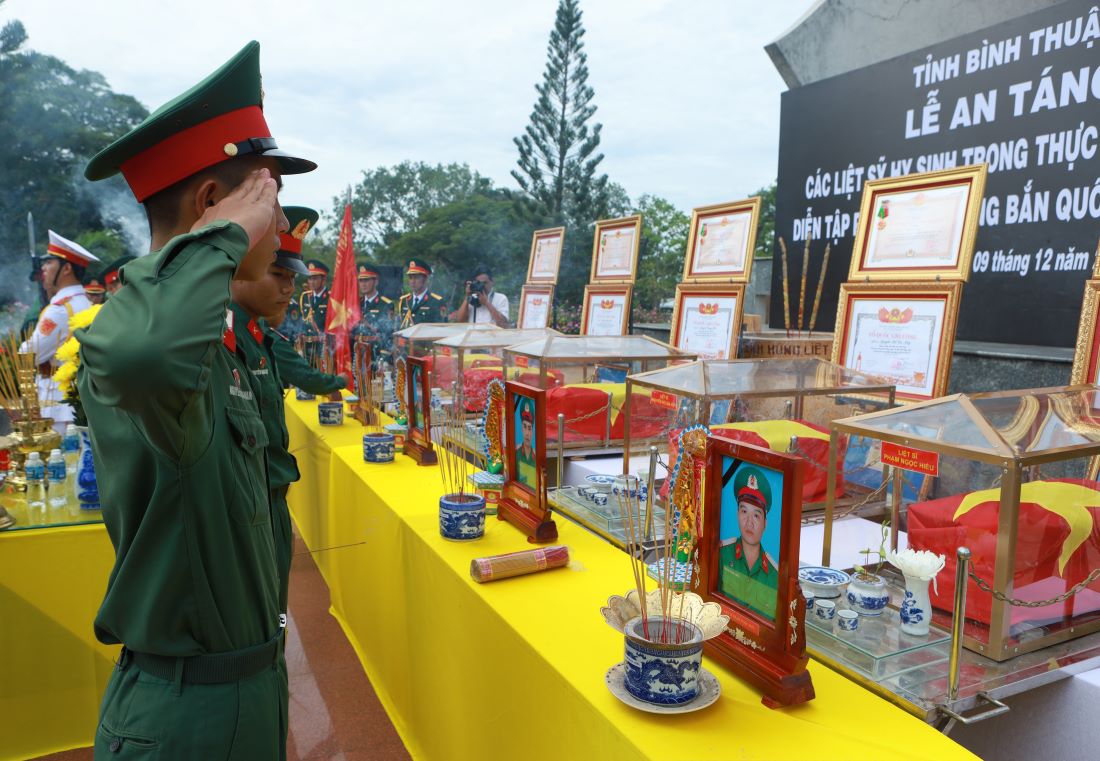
[825,386,1100,662]
[431,327,561,412]
[624,359,896,508]
[392,322,473,360]
[502,335,695,452]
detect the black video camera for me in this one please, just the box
[468,279,486,307]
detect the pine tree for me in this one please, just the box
[512,0,608,225]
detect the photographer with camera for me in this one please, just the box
[449,264,510,327]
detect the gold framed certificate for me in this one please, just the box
[580,284,632,336]
[1070,279,1100,384]
[518,285,555,329]
[526,227,565,284]
[682,197,761,283]
[849,164,986,282]
[590,216,642,283]
[831,281,962,401]
[669,283,745,360]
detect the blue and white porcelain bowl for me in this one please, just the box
[318,402,344,426]
[295,388,316,401]
[798,566,851,600]
[612,475,641,499]
[362,432,395,463]
[592,493,608,507]
[439,493,485,541]
[623,616,703,706]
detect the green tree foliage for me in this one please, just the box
[0,3,147,302]
[513,0,613,304]
[632,195,689,313]
[75,230,127,271]
[377,189,533,317]
[334,161,494,255]
[752,181,776,259]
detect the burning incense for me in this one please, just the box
[438,381,472,498]
[808,243,831,336]
[798,235,810,335]
[779,237,791,336]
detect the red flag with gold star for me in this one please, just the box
[325,203,360,386]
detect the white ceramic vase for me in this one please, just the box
[899,573,932,636]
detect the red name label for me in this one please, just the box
[439,347,451,356]
[514,356,529,368]
[651,390,678,410]
[880,442,939,476]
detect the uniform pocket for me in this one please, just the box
[225,407,271,526]
[96,721,158,755]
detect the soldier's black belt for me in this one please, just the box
[126,632,282,684]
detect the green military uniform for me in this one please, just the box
[398,258,447,326]
[717,465,778,619]
[299,259,330,333]
[79,40,315,759]
[353,263,394,363]
[270,327,345,395]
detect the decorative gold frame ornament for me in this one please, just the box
[668,283,746,360]
[682,197,761,283]
[517,284,555,329]
[830,280,963,402]
[848,164,987,282]
[589,215,642,283]
[580,284,633,336]
[1070,278,1100,385]
[526,227,566,284]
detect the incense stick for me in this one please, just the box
[808,243,831,337]
[779,237,791,337]
[798,235,810,335]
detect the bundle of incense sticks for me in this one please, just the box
[438,381,472,497]
[808,243,831,336]
[469,545,570,583]
[778,237,791,336]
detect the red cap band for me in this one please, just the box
[120,106,272,202]
[46,243,89,266]
[279,232,303,254]
[104,271,121,286]
[407,264,430,276]
[84,283,106,294]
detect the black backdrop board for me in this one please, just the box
[773,0,1100,347]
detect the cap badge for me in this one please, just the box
[223,142,238,157]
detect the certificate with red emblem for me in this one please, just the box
[683,198,761,283]
[832,282,962,401]
[581,284,632,336]
[670,284,745,359]
[518,285,554,329]
[526,227,564,284]
[590,216,641,283]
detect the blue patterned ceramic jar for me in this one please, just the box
[611,475,639,499]
[318,402,344,426]
[900,574,932,635]
[295,388,316,401]
[362,432,395,463]
[77,429,100,511]
[846,572,889,616]
[439,493,485,541]
[623,616,703,705]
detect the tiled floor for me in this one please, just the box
[37,531,410,761]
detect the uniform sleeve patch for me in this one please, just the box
[39,318,58,336]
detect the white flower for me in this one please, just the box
[888,548,946,592]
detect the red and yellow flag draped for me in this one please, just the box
[325,203,360,387]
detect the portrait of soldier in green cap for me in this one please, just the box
[78,40,315,759]
[718,461,782,620]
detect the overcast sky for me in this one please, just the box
[6,0,817,227]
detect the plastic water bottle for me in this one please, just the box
[47,448,69,513]
[25,452,46,516]
[62,425,81,502]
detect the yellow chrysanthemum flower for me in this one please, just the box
[52,303,102,396]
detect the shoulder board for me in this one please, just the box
[398,294,410,302]
[381,296,392,304]
[55,295,74,306]
[430,293,443,301]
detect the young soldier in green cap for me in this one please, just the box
[299,259,330,332]
[719,466,779,619]
[101,255,135,297]
[397,258,447,326]
[78,40,315,759]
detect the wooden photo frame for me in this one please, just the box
[682,197,761,283]
[848,164,986,282]
[526,227,566,284]
[518,284,555,329]
[580,284,632,336]
[831,281,963,402]
[1070,279,1100,384]
[669,283,746,359]
[700,434,813,707]
[589,215,642,283]
[403,355,437,465]
[499,381,557,543]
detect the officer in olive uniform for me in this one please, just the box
[397,258,448,327]
[718,466,779,619]
[78,41,315,759]
[299,259,330,333]
[101,255,135,297]
[83,274,106,305]
[353,263,394,362]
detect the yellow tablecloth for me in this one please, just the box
[0,523,118,761]
[284,397,977,761]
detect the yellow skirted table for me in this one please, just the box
[0,523,118,761]
[284,398,977,760]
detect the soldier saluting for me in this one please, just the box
[77,41,315,759]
